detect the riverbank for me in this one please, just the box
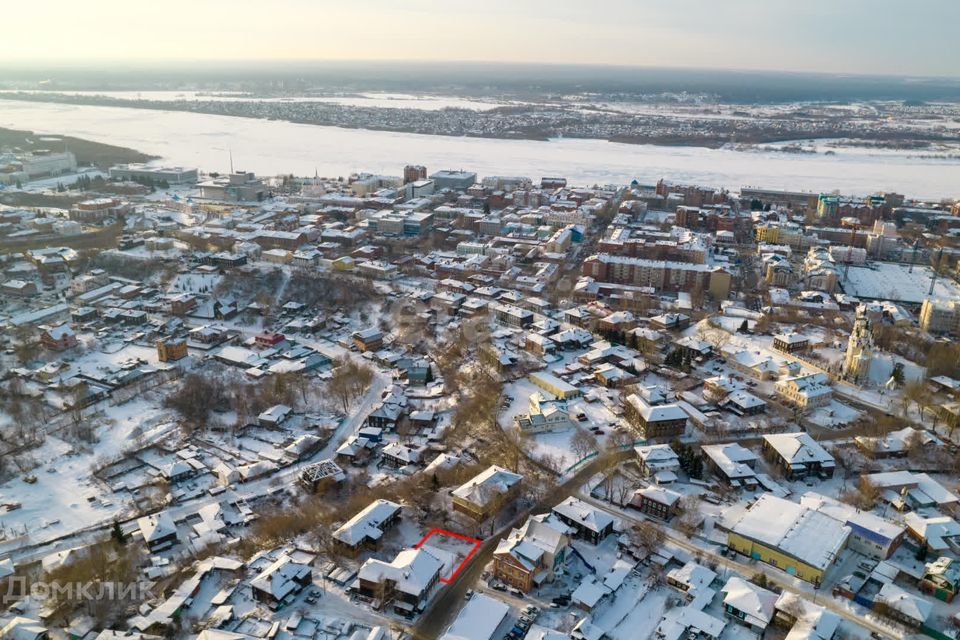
[2,91,954,152]
[0,100,957,198]
[0,126,156,168]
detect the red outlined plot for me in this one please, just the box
[414,528,483,584]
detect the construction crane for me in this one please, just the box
[929,246,945,296]
[843,226,857,283]
[907,238,920,274]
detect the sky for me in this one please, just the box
[6,0,959,77]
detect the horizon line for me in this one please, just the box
[3,58,959,82]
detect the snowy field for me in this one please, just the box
[842,263,960,304]
[1,100,959,197]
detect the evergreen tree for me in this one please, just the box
[689,455,703,479]
[891,363,905,386]
[665,349,683,368]
[110,520,126,545]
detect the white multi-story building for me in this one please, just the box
[919,298,960,336]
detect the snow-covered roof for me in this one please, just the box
[551,497,615,534]
[250,554,311,601]
[667,561,717,591]
[721,390,766,410]
[44,323,75,340]
[775,593,841,640]
[903,512,960,551]
[864,471,957,506]
[655,606,726,640]
[774,332,809,345]
[635,444,680,467]
[495,515,568,572]
[799,492,904,543]
[0,617,48,640]
[137,511,177,544]
[635,485,683,507]
[876,582,932,623]
[358,547,443,598]
[424,452,460,474]
[854,427,941,455]
[626,394,687,423]
[258,404,292,423]
[725,495,850,571]
[381,442,423,465]
[721,576,778,628]
[333,499,402,547]
[571,576,610,609]
[762,432,834,467]
[0,558,13,579]
[440,592,509,640]
[452,465,522,507]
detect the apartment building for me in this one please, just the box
[920,299,960,336]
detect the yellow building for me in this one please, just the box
[723,494,849,586]
[156,338,188,362]
[528,372,580,400]
[755,225,780,244]
[708,268,732,300]
[331,256,356,271]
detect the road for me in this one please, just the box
[575,493,907,640]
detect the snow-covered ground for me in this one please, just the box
[842,263,960,304]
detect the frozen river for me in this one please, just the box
[1,99,958,198]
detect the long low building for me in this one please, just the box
[528,371,580,399]
[581,253,732,299]
[721,494,850,585]
[109,163,199,184]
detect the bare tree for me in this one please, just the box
[326,358,375,412]
[570,427,599,462]
[628,521,666,559]
[165,372,228,430]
